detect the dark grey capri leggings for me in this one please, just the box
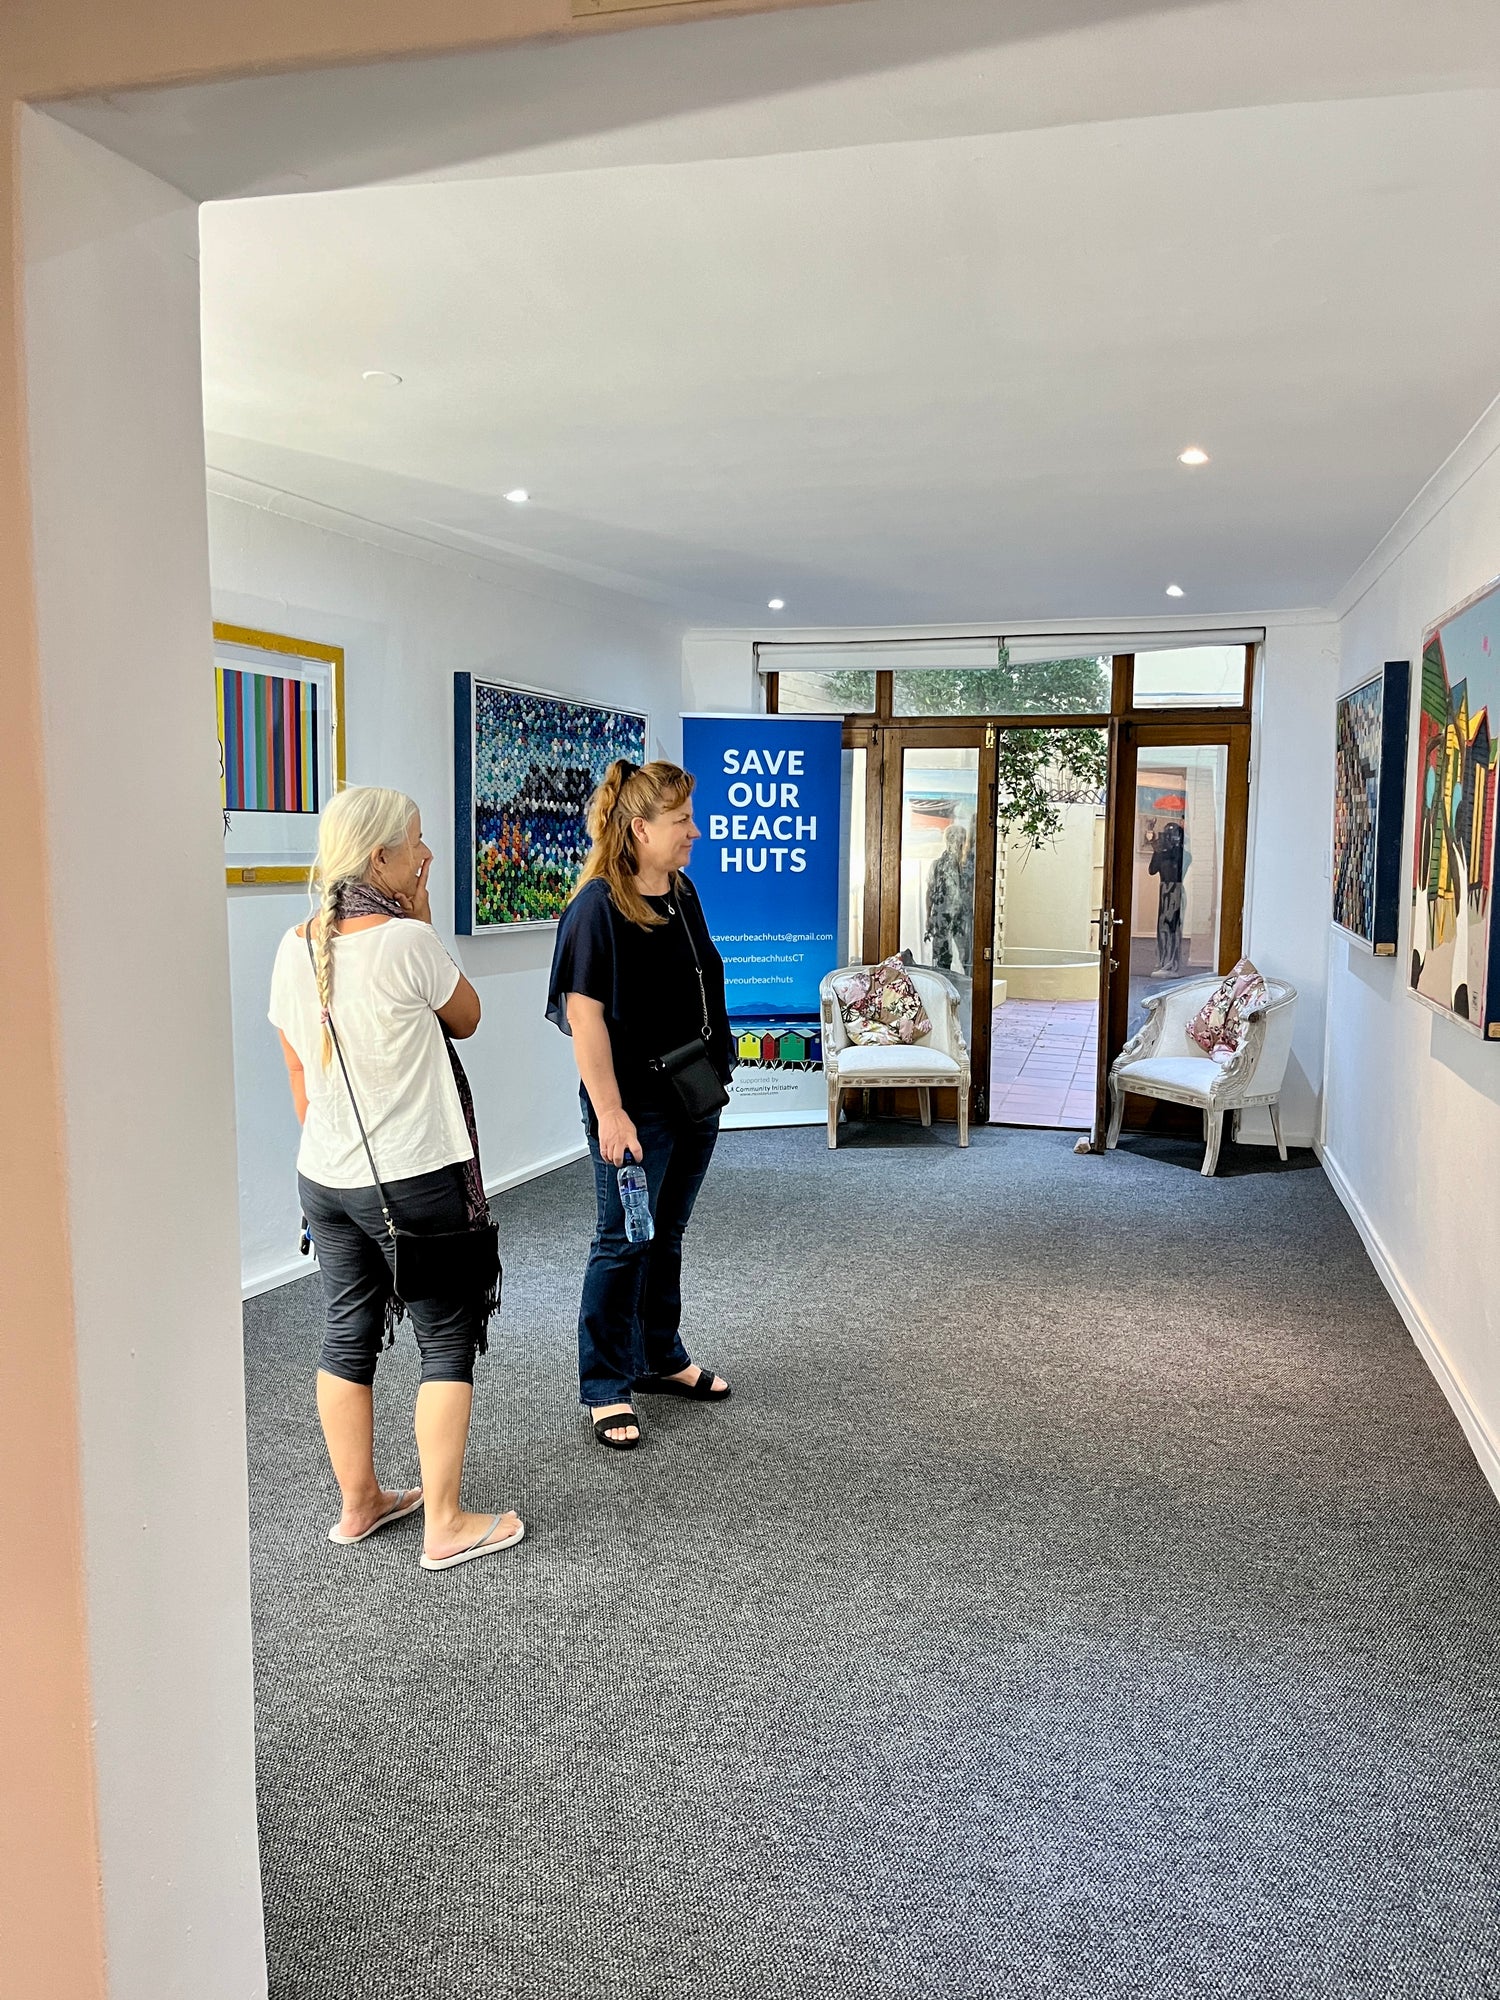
[299,1164,483,1386]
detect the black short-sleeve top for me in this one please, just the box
[546,876,735,1114]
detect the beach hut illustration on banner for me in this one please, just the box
[733,1024,823,1070]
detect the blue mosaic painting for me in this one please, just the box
[454,677,647,931]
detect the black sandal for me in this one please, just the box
[592,1407,642,1450]
[635,1366,731,1402]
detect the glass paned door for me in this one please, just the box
[869,727,995,1119]
[1107,723,1251,1069]
[895,744,981,1047]
[1125,743,1229,1036]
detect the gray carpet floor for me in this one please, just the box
[243,1122,1500,2000]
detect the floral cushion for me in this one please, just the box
[1187,958,1270,1063]
[832,957,933,1046]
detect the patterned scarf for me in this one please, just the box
[329,879,496,1339]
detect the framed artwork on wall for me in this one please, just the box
[217,623,345,887]
[453,675,647,933]
[1410,581,1500,1036]
[1332,659,1409,954]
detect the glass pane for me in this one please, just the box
[893,655,1111,718]
[1133,646,1246,708]
[841,747,866,966]
[774,669,876,714]
[1127,744,1229,1037]
[899,747,979,1046]
[991,729,1105,1131]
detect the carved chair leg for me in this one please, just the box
[1268,1099,1287,1162]
[827,1084,840,1150]
[958,1082,970,1148]
[918,1087,932,1128]
[1105,1078,1125,1150]
[1201,1108,1224,1177]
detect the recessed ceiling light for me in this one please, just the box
[361,369,402,386]
[768,599,786,611]
[504,489,530,505]
[1177,446,1210,466]
[1165,584,1185,598]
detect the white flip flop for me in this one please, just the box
[420,1513,526,1571]
[328,1487,424,1545]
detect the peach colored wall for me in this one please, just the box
[0,12,841,2000]
[0,105,107,2000]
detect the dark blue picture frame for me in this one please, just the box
[1333,659,1409,954]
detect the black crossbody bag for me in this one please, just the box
[307,933,501,1306]
[648,879,731,1120]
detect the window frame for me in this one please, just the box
[760,645,1255,730]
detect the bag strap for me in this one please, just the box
[306,926,397,1239]
[670,875,713,1043]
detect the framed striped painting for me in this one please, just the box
[216,624,345,885]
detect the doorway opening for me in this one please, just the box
[766,641,1255,1141]
[991,725,1107,1131]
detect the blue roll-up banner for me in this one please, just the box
[682,713,843,1020]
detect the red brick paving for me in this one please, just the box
[990,999,1099,1130]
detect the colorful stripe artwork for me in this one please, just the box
[217,666,321,814]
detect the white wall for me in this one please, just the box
[1243,618,1341,1145]
[1002,807,1101,956]
[22,114,266,2000]
[212,483,685,1293]
[1320,412,1500,1493]
[682,632,760,715]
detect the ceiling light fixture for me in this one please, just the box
[1165,584,1185,598]
[361,369,402,386]
[1177,446,1210,466]
[768,599,785,611]
[504,489,530,505]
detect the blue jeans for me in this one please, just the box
[577,1093,721,1406]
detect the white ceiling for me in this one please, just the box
[53,0,1500,626]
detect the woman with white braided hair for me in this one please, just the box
[268,786,524,1572]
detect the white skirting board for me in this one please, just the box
[240,1141,590,1301]
[1318,1142,1500,1503]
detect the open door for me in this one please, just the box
[872,722,995,1128]
[1089,715,1126,1148]
[1102,718,1252,1136]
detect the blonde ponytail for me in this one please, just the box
[571,759,694,930]
[307,785,418,1065]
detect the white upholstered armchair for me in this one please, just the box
[1106,976,1298,1176]
[819,963,971,1149]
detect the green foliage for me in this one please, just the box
[816,651,1111,851]
[998,727,1108,852]
[891,655,1111,719]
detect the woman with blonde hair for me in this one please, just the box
[268,786,523,1570]
[547,759,735,1450]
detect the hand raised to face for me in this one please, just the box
[393,855,433,925]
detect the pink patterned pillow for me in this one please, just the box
[1187,958,1270,1063]
[832,956,933,1046]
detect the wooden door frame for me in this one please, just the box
[764,644,1259,1132]
[1105,717,1253,1078]
[870,721,997,1118]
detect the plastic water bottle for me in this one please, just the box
[617,1152,655,1243]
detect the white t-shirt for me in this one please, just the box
[268,919,473,1190]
